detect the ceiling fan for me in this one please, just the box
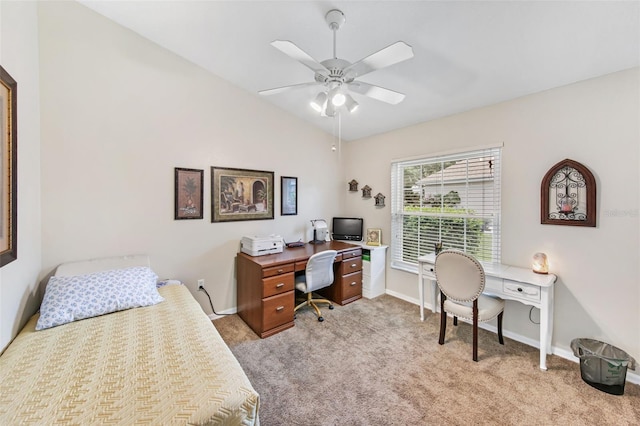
[259,9,414,117]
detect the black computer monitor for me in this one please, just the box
[331,217,363,241]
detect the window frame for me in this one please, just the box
[390,145,502,274]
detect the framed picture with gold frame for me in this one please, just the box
[366,228,381,246]
[0,65,17,267]
[211,166,274,223]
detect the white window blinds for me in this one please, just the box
[390,147,501,272]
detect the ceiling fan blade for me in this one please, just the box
[270,40,329,76]
[347,82,406,105]
[343,41,414,80]
[259,82,320,96]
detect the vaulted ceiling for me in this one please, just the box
[79,1,639,141]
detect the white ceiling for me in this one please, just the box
[79,1,639,141]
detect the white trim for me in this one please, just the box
[390,142,504,164]
[384,289,639,385]
[208,307,237,321]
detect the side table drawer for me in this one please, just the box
[341,271,362,301]
[263,273,294,298]
[422,263,436,280]
[263,291,294,331]
[503,280,540,302]
[341,257,362,275]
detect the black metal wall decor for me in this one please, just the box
[541,159,596,227]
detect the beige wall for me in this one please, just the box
[0,1,43,351]
[37,2,343,319]
[342,68,640,366]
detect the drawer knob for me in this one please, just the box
[276,283,285,288]
[276,306,285,312]
[430,268,434,272]
[351,263,357,268]
[277,269,284,274]
[517,287,523,292]
[350,281,357,286]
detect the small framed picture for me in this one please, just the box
[174,167,204,220]
[367,228,381,246]
[281,176,297,215]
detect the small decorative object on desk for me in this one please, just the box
[361,185,372,198]
[348,179,358,191]
[532,252,549,274]
[366,228,381,246]
[374,193,385,207]
[434,242,443,255]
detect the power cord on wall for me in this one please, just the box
[529,306,540,325]
[198,286,231,316]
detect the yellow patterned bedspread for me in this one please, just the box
[0,284,259,425]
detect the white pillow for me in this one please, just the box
[36,266,164,330]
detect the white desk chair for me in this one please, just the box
[294,250,338,322]
[435,249,505,361]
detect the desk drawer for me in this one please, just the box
[263,273,294,298]
[263,263,295,278]
[263,291,294,331]
[341,257,362,275]
[340,271,362,301]
[503,281,540,302]
[342,249,362,259]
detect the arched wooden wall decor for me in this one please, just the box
[541,159,596,227]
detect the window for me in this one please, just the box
[391,146,501,272]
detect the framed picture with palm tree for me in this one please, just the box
[0,65,17,267]
[211,166,274,223]
[174,168,204,220]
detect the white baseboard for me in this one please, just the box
[207,307,237,321]
[384,289,639,385]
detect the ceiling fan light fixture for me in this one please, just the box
[325,100,336,117]
[310,92,328,112]
[331,91,346,107]
[344,94,359,113]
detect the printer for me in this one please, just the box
[241,235,284,256]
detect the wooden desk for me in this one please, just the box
[418,254,557,370]
[237,241,362,338]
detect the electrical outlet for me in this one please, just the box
[197,279,204,289]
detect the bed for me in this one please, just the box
[0,255,260,425]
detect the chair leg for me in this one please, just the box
[438,291,446,345]
[294,292,313,312]
[472,300,479,362]
[294,292,333,322]
[453,316,458,326]
[497,311,504,345]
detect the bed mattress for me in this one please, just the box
[0,284,259,425]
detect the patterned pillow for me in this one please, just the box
[36,266,164,330]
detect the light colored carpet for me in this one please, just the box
[214,294,639,425]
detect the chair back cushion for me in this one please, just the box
[304,250,338,293]
[434,249,485,302]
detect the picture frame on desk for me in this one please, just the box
[366,228,381,246]
[0,65,17,267]
[174,168,204,220]
[281,176,297,216]
[211,166,274,222]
